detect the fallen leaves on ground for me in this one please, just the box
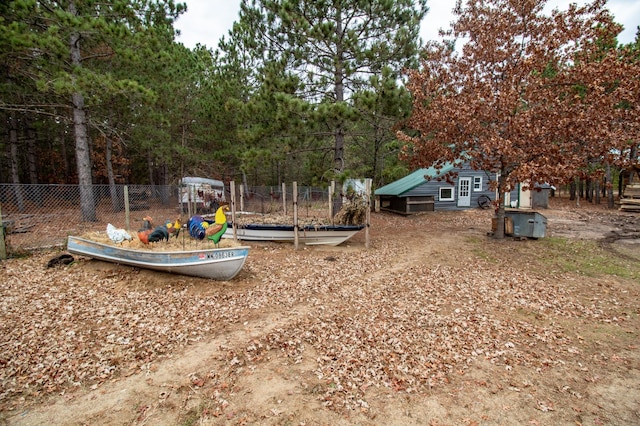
[0,206,638,422]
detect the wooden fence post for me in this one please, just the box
[124,185,130,231]
[230,181,237,240]
[329,181,335,222]
[365,178,371,249]
[240,185,245,212]
[0,203,6,260]
[282,182,287,215]
[293,181,299,249]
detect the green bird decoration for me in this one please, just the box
[205,205,229,246]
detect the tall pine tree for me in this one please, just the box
[236,0,428,176]
[1,0,185,220]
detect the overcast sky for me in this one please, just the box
[174,0,638,49]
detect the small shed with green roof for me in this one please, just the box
[375,163,515,214]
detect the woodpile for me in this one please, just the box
[620,178,640,212]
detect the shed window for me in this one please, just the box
[473,176,483,191]
[439,187,454,201]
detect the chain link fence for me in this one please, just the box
[0,183,338,256]
[235,184,335,218]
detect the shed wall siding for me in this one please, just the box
[403,169,495,210]
[376,163,520,213]
[405,170,519,211]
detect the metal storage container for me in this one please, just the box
[504,210,547,238]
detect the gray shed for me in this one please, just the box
[375,163,517,214]
[531,183,554,209]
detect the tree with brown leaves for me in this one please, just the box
[399,0,640,238]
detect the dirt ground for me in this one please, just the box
[1,197,639,425]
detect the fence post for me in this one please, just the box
[0,203,6,260]
[124,185,131,231]
[230,181,238,240]
[240,185,245,212]
[329,181,335,222]
[293,182,299,250]
[282,182,287,215]
[365,178,371,249]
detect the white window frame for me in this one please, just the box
[439,186,455,201]
[473,176,483,191]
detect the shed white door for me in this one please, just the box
[458,177,471,207]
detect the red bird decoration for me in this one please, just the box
[137,216,153,245]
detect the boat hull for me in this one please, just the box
[67,236,249,280]
[223,224,364,246]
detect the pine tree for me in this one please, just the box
[236,0,428,176]
[1,0,185,220]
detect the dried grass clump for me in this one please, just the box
[334,198,367,225]
[81,231,241,251]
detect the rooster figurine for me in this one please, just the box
[106,223,132,244]
[187,206,228,246]
[166,218,181,238]
[148,225,169,243]
[145,217,183,243]
[187,215,208,240]
[137,216,154,245]
[205,204,229,246]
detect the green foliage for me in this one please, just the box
[349,66,414,187]
[221,0,427,180]
[1,0,190,186]
[379,163,410,188]
[0,0,432,188]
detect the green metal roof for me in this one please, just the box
[375,163,455,196]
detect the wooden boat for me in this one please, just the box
[67,236,249,280]
[222,223,365,246]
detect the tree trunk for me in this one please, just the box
[72,90,97,221]
[569,180,576,200]
[606,163,614,209]
[61,125,70,180]
[159,162,170,205]
[69,8,97,222]
[26,125,38,184]
[8,112,25,212]
[493,173,508,239]
[147,148,155,185]
[25,123,43,206]
[106,136,122,212]
[334,126,345,172]
[333,7,345,173]
[618,170,624,198]
[9,113,20,185]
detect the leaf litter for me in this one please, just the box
[1,200,639,425]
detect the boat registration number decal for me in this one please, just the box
[203,251,235,260]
